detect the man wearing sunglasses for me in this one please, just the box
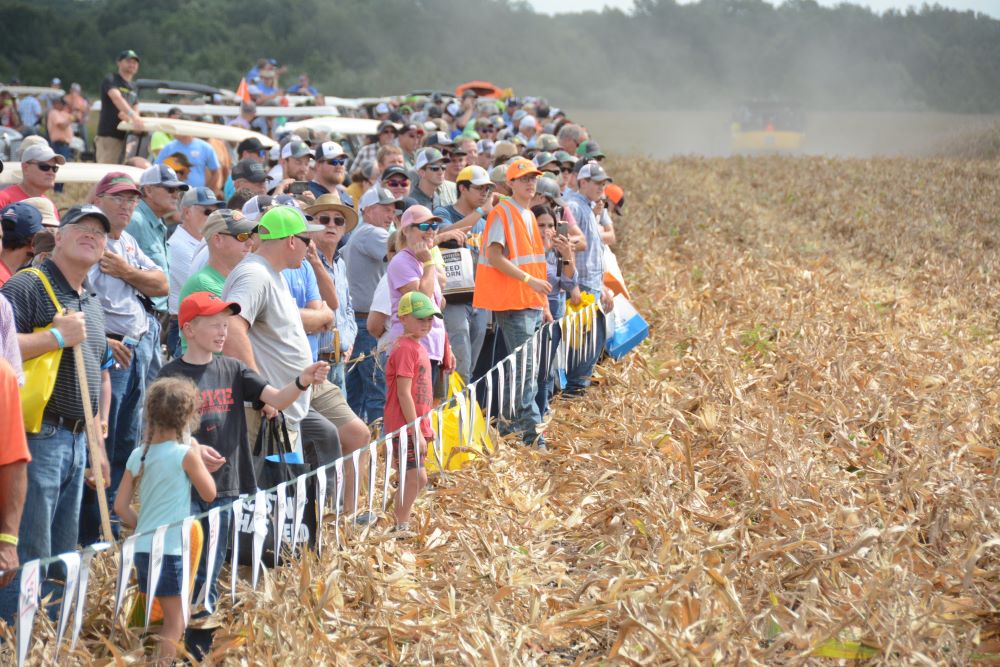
[166,187,224,358]
[307,141,353,207]
[409,147,449,211]
[350,120,398,174]
[0,143,65,214]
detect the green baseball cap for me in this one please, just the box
[398,291,442,319]
[257,206,324,240]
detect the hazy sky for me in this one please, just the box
[528,0,1000,18]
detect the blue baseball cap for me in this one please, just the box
[180,186,224,208]
[0,202,44,241]
[139,164,189,190]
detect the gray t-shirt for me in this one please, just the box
[88,230,157,338]
[222,254,312,427]
[343,222,389,312]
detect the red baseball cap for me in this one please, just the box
[95,172,140,196]
[178,292,241,328]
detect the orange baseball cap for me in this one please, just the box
[506,157,543,182]
[179,292,241,328]
[605,184,624,206]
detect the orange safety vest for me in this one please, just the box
[473,199,547,312]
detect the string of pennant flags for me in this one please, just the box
[9,303,604,665]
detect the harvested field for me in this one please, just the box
[6,155,1000,664]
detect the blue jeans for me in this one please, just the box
[79,330,148,546]
[327,358,347,394]
[534,320,563,419]
[346,316,385,424]
[0,424,86,623]
[564,287,607,395]
[493,308,543,445]
[165,316,182,360]
[442,301,489,385]
[142,313,163,389]
[190,495,234,614]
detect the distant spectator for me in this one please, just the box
[0,143,64,215]
[155,134,221,191]
[287,73,318,96]
[96,49,143,164]
[0,203,44,285]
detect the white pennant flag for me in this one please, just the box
[16,558,40,667]
[591,303,599,355]
[508,356,517,417]
[334,459,344,548]
[113,536,137,626]
[485,371,494,429]
[54,552,80,659]
[293,475,306,554]
[251,490,267,590]
[382,435,393,512]
[519,342,528,397]
[231,497,244,603]
[433,406,445,468]
[274,482,287,567]
[533,326,542,379]
[367,443,378,516]
[496,362,505,419]
[351,448,362,518]
[195,507,220,614]
[456,388,469,450]
[71,543,107,652]
[398,428,409,504]
[145,525,167,633]
[180,518,193,624]
[316,467,327,557]
[566,311,576,367]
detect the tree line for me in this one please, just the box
[2,0,999,113]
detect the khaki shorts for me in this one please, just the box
[310,379,358,428]
[245,406,301,453]
[95,135,125,164]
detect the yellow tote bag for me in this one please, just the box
[18,268,65,433]
[427,373,493,473]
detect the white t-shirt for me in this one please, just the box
[370,274,392,354]
[167,225,202,314]
[189,241,209,276]
[221,254,313,428]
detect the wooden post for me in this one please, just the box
[73,344,113,542]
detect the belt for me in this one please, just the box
[317,352,340,361]
[353,312,369,318]
[43,414,88,435]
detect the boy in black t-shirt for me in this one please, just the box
[159,291,328,616]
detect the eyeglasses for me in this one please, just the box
[414,221,440,232]
[425,165,447,173]
[294,234,312,246]
[100,193,140,206]
[321,158,346,166]
[29,162,59,173]
[386,179,409,188]
[67,224,107,239]
[318,214,346,227]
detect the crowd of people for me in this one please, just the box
[0,50,628,660]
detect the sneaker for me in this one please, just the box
[353,511,377,526]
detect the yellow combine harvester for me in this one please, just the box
[730,100,805,153]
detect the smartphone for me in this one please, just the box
[289,181,310,195]
[556,222,569,237]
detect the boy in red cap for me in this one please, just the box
[157,291,329,618]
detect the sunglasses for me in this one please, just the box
[425,165,447,173]
[222,231,254,242]
[294,234,312,246]
[158,185,183,194]
[414,221,440,232]
[318,214,346,227]
[560,166,573,173]
[470,184,494,192]
[30,162,60,173]
[321,158,346,166]
[200,206,222,215]
[386,179,409,188]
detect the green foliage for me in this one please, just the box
[1,0,999,112]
